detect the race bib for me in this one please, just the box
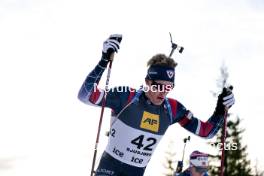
[105,119,162,167]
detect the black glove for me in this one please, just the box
[102,34,122,60]
[176,161,183,173]
[214,86,235,115]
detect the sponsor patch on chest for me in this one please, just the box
[140,111,160,132]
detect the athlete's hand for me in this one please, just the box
[102,34,122,60]
[215,86,235,115]
[175,161,183,173]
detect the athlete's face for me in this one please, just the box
[190,166,208,176]
[145,80,174,105]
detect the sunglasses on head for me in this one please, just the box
[151,80,174,92]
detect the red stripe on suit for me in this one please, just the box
[89,87,102,104]
[198,121,214,137]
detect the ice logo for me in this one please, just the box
[166,70,174,79]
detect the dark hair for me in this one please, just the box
[147,54,177,68]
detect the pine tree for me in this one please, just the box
[209,117,252,176]
[208,64,252,175]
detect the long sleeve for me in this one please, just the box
[78,58,134,114]
[168,98,224,139]
[78,57,109,105]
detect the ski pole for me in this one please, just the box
[220,109,228,176]
[181,136,191,162]
[90,54,115,176]
[219,86,233,176]
[169,32,184,58]
[175,136,190,174]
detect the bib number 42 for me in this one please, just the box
[131,135,157,151]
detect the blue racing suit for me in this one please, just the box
[78,58,224,176]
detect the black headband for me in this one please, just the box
[146,65,175,83]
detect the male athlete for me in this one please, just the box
[78,34,235,176]
[176,151,209,176]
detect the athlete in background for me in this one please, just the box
[175,151,209,176]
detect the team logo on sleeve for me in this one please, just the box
[140,111,160,132]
